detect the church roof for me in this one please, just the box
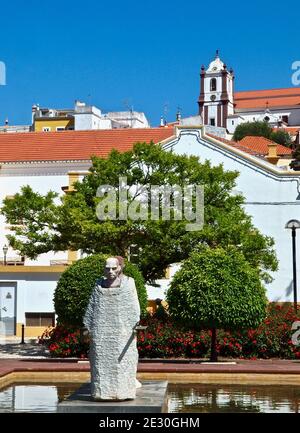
[0,128,175,163]
[234,88,300,110]
[206,53,225,72]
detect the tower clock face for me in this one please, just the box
[212,67,217,71]
[210,95,216,101]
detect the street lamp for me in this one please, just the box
[2,244,8,266]
[285,219,300,312]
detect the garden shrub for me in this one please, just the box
[54,253,148,326]
[40,303,300,359]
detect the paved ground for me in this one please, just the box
[0,339,48,359]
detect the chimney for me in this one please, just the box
[266,142,280,165]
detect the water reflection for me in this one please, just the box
[1,382,300,413]
[0,383,81,413]
[168,383,300,413]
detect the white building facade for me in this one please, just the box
[0,127,299,336]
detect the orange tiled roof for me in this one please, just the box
[272,127,300,136]
[0,128,175,163]
[206,133,260,156]
[206,133,292,156]
[238,136,292,156]
[234,88,300,109]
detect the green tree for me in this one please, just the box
[1,141,278,282]
[270,130,293,147]
[290,144,300,170]
[54,253,147,326]
[166,246,268,361]
[233,121,292,148]
[233,121,273,142]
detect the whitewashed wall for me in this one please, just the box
[0,271,60,323]
[167,128,300,302]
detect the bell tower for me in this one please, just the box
[198,51,234,128]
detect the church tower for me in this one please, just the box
[198,51,234,128]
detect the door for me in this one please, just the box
[0,283,16,336]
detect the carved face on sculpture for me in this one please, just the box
[104,257,122,282]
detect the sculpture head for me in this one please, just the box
[104,257,123,283]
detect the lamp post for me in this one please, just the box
[285,219,300,312]
[2,244,8,266]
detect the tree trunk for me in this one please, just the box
[210,327,218,362]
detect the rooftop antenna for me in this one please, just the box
[215,49,220,59]
[123,98,134,127]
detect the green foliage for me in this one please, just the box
[54,253,147,326]
[166,246,268,330]
[41,304,300,359]
[137,303,300,359]
[270,130,293,147]
[1,186,60,257]
[233,121,292,148]
[291,145,300,161]
[1,141,278,282]
[233,121,273,142]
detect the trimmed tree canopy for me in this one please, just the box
[54,254,148,326]
[166,246,268,330]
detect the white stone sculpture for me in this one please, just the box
[83,256,140,400]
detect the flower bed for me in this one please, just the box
[39,303,300,359]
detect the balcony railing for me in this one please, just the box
[0,256,25,266]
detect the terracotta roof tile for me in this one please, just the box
[206,133,292,156]
[234,88,300,109]
[0,128,175,163]
[238,136,292,155]
[272,127,300,136]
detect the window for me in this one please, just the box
[56,127,65,132]
[232,120,234,125]
[42,127,51,132]
[210,78,217,91]
[282,115,289,124]
[25,312,55,327]
[210,118,216,126]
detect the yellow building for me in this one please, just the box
[32,105,74,132]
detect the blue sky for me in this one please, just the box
[0,0,299,127]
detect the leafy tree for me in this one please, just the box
[270,130,293,147]
[166,246,268,361]
[290,145,300,170]
[233,121,292,148]
[54,253,147,326]
[233,121,273,142]
[1,142,278,282]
